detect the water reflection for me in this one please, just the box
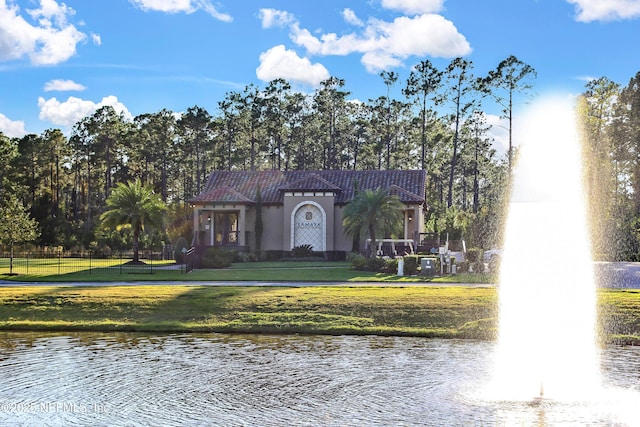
[0,332,638,426]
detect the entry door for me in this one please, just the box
[214,212,238,246]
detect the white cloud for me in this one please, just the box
[361,50,403,71]
[290,14,471,73]
[380,0,445,14]
[256,45,329,87]
[38,95,133,128]
[44,79,86,92]
[567,0,640,21]
[576,75,596,83]
[0,0,86,65]
[91,32,101,45]
[342,8,364,26]
[259,8,295,28]
[129,0,232,22]
[0,113,26,138]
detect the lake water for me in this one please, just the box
[0,332,639,426]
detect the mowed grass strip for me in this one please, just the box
[1,261,385,283]
[0,286,495,337]
[0,286,638,344]
[1,259,495,283]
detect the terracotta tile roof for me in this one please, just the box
[190,170,426,205]
[189,185,255,204]
[386,184,425,203]
[278,173,342,192]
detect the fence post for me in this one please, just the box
[58,250,61,275]
[26,252,29,274]
[89,251,92,274]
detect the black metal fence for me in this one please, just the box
[185,247,197,274]
[0,250,180,276]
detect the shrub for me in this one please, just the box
[265,250,287,261]
[324,251,347,261]
[403,255,420,275]
[174,237,188,263]
[465,247,484,263]
[382,258,399,274]
[291,244,314,257]
[201,247,235,268]
[365,257,386,272]
[236,251,257,263]
[465,247,485,274]
[348,253,368,270]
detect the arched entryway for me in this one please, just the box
[291,202,326,251]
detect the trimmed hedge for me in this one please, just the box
[201,247,235,268]
[403,255,420,275]
[466,248,485,273]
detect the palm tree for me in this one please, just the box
[100,179,167,263]
[342,188,404,258]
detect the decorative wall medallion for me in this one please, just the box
[305,211,313,220]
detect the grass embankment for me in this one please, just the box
[0,285,638,344]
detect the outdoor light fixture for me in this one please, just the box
[408,213,413,221]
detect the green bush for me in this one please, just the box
[348,253,368,270]
[466,247,484,263]
[201,247,235,268]
[466,248,485,274]
[382,258,399,274]
[174,236,188,263]
[365,257,386,272]
[403,255,420,275]
[350,254,388,272]
[291,244,314,257]
[236,251,257,263]
[265,250,287,261]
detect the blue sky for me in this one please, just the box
[1,0,639,139]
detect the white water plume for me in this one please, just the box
[490,95,600,401]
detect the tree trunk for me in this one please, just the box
[133,227,140,263]
[447,114,461,208]
[368,225,376,259]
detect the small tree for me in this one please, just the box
[0,195,40,275]
[100,179,167,264]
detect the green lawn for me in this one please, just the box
[0,256,175,278]
[1,259,495,284]
[0,285,637,344]
[0,285,500,338]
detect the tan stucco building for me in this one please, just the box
[190,170,426,257]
